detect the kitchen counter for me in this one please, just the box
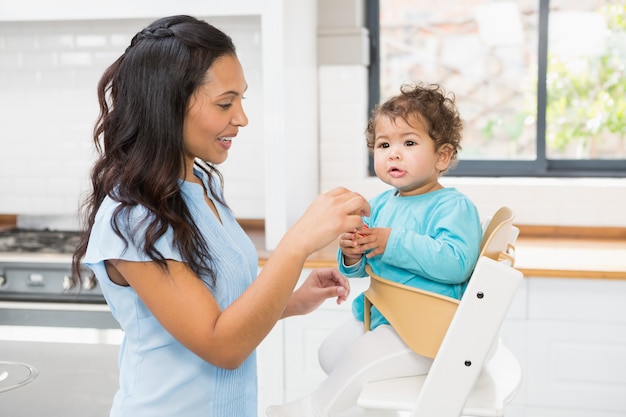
[243,221,626,280]
[513,236,626,279]
[2,216,624,279]
[0,215,16,232]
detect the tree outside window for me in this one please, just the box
[546,1,626,160]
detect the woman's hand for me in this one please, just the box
[282,268,350,318]
[285,187,370,256]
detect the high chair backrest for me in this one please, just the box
[363,207,517,359]
[480,206,516,265]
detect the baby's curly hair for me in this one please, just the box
[365,82,463,171]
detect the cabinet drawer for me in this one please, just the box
[528,278,626,323]
[527,320,626,412]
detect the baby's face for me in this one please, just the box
[372,115,450,196]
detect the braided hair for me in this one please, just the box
[73,16,236,287]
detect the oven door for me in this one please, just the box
[0,301,122,417]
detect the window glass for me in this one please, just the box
[546,0,626,160]
[376,0,626,174]
[379,0,539,161]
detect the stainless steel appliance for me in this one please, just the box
[0,228,121,417]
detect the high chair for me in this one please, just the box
[355,207,523,417]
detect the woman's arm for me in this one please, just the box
[109,187,368,370]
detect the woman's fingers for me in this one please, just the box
[288,188,370,255]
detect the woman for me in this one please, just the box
[72,15,369,417]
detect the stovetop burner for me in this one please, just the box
[0,229,81,254]
[0,229,104,303]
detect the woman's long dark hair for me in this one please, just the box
[72,15,236,287]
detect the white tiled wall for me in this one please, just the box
[0,17,264,219]
[318,65,370,183]
[2,11,626,228]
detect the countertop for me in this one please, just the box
[2,216,625,280]
[244,222,626,280]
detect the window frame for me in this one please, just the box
[366,0,626,178]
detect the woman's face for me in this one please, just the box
[182,54,248,178]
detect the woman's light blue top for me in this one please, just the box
[84,167,259,417]
[338,187,482,330]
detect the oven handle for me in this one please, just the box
[0,301,120,330]
[0,300,111,312]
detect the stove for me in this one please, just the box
[0,228,104,304]
[0,228,121,416]
[0,228,81,254]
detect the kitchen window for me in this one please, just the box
[367,0,626,177]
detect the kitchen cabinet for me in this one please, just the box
[259,271,626,417]
[520,277,626,417]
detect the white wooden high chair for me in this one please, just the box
[353,207,523,417]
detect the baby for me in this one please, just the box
[267,82,482,417]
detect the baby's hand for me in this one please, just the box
[342,225,391,259]
[339,227,367,260]
[358,226,391,259]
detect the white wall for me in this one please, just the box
[0,14,265,221]
[1,0,625,231]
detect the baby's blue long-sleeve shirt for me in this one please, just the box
[338,187,482,330]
